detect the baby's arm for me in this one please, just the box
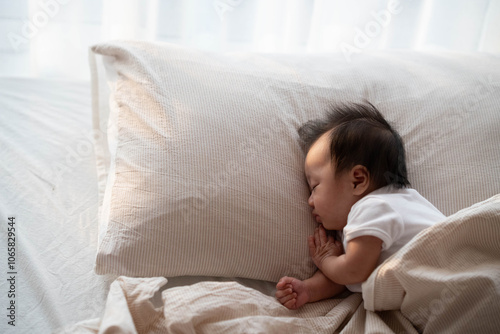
[275,270,345,310]
[309,225,382,285]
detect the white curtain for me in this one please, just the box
[1,0,499,80]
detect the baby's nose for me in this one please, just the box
[307,194,314,208]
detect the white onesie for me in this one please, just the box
[341,185,445,292]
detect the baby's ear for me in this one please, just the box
[350,165,370,195]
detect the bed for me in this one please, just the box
[1,41,499,334]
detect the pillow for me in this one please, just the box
[89,41,500,280]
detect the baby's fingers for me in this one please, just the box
[318,224,328,244]
[308,235,316,257]
[283,297,298,310]
[314,227,321,247]
[276,288,297,308]
[277,276,294,287]
[277,292,298,309]
[275,286,293,299]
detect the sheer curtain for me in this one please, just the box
[1,0,499,79]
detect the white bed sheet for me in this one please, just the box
[0,77,277,333]
[0,77,114,333]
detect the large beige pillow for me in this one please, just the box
[89,41,500,281]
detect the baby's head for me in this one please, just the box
[299,101,410,230]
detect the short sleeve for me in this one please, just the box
[344,197,404,251]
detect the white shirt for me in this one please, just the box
[342,186,445,292]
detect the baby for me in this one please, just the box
[276,102,445,310]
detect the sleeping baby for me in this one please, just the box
[275,102,445,309]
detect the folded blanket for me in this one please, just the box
[363,194,500,333]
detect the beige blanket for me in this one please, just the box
[62,195,500,333]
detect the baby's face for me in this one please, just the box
[304,133,356,231]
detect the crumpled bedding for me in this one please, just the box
[61,277,416,334]
[62,195,500,334]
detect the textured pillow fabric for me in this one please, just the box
[89,41,500,280]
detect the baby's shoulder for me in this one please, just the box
[351,193,401,219]
[352,186,417,217]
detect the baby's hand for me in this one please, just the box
[308,225,343,270]
[275,276,310,310]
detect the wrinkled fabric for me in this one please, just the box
[63,276,416,334]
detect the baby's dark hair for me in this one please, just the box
[298,101,410,189]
